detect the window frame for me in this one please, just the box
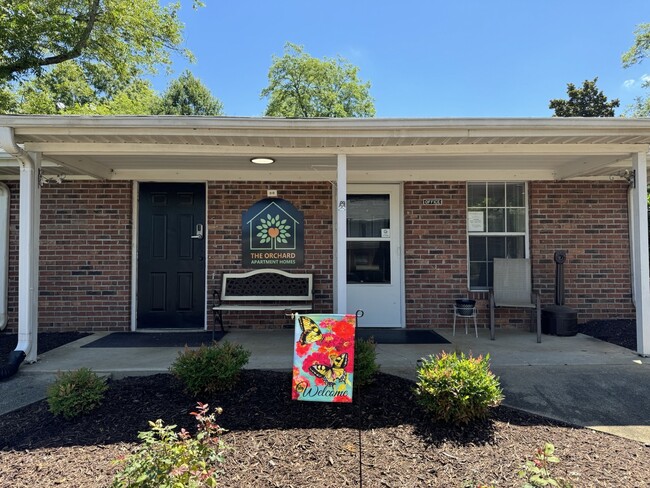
[466,181,530,291]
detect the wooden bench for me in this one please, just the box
[212,269,314,333]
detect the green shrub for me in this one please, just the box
[354,337,380,388]
[47,367,108,419]
[414,351,503,423]
[170,341,251,395]
[112,402,227,488]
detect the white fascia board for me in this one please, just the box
[6,115,650,141]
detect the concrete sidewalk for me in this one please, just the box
[1,328,649,444]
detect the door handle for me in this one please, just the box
[191,223,204,240]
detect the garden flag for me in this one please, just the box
[292,313,356,403]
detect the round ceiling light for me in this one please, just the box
[250,157,275,165]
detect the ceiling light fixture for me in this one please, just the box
[250,157,275,165]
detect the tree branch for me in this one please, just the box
[0,0,101,79]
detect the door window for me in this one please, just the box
[346,194,391,284]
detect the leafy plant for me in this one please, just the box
[170,341,251,395]
[414,351,503,423]
[354,337,380,388]
[112,402,227,488]
[46,367,108,419]
[518,443,574,488]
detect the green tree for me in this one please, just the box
[622,23,650,117]
[0,0,203,83]
[261,43,375,118]
[12,62,159,115]
[622,23,650,69]
[154,70,224,115]
[549,78,619,117]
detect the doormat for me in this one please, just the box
[356,329,450,344]
[81,331,226,348]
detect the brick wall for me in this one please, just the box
[404,182,472,327]
[2,179,633,333]
[206,182,333,329]
[5,181,132,333]
[403,180,634,330]
[529,181,634,321]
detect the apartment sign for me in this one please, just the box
[242,198,304,268]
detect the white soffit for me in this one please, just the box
[0,116,649,180]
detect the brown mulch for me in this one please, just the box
[0,322,648,487]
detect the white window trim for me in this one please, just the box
[466,181,530,291]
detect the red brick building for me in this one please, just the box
[0,116,648,359]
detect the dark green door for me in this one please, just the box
[137,183,205,328]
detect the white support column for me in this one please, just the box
[632,152,650,356]
[17,152,41,363]
[335,154,347,314]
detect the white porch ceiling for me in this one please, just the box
[0,116,649,181]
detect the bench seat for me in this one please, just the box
[212,269,314,332]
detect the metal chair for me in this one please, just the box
[489,258,541,342]
[453,303,478,337]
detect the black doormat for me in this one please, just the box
[356,328,450,344]
[81,331,226,348]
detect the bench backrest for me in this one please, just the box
[221,269,313,301]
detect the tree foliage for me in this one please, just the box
[622,23,650,117]
[261,43,375,118]
[0,0,203,83]
[154,70,224,115]
[0,1,215,116]
[549,78,619,117]
[622,23,650,69]
[8,61,159,114]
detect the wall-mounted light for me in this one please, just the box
[250,157,275,165]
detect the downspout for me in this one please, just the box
[0,127,38,378]
[629,184,636,308]
[0,182,8,330]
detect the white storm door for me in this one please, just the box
[346,185,403,327]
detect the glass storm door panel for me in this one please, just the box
[137,183,206,328]
[346,184,403,327]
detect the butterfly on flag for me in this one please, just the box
[298,316,323,345]
[309,353,348,387]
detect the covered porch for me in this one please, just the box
[0,116,649,363]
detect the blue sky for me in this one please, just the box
[151,0,650,118]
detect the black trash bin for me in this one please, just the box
[542,305,578,336]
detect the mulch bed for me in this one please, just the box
[0,321,648,487]
[577,319,636,351]
[0,331,91,362]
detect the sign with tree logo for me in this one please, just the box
[242,198,304,268]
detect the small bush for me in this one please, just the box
[354,337,380,388]
[47,367,108,419]
[414,351,503,423]
[112,402,227,488]
[518,443,574,488]
[170,341,251,395]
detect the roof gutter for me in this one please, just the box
[0,126,37,378]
